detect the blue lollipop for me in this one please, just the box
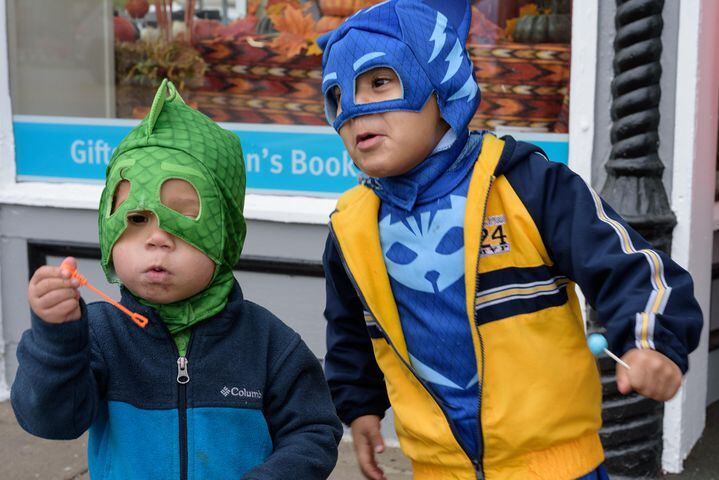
[587,333,608,356]
[587,333,630,369]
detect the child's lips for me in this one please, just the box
[356,133,385,151]
[144,266,171,283]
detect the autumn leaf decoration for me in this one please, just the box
[268,4,335,60]
[267,4,316,60]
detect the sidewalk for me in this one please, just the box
[0,400,716,479]
[0,400,412,480]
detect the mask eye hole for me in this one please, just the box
[354,67,403,105]
[111,180,131,214]
[435,226,463,255]
[325,85,341,122]
[160,179,201,220]
[126,212,151,226]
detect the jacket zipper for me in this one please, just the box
[163,326,194,480]
[473,175,495,480]
[328,224,480,474]
[177,355,190,480]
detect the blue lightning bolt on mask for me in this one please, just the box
[318,0,480,134]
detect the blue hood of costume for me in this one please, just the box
[318,0,480,134]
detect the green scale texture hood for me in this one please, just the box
[98,79,246,355]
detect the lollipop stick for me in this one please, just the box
[604,348,631,370]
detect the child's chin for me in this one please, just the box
[357,160,392,178]
[133,284,177,304]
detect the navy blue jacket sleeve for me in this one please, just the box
[505,148,702,373]
[322,232,391,425]
[11,301,107,439]
[243,332,342,480]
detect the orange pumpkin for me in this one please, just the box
[318,0,356,17]
[114,16,138,42]
[126,0,149,19]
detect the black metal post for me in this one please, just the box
[597,0,676,477]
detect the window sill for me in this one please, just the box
[0,181,336,225]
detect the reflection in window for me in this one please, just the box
[8,0,572,134]
[7,0,115,117]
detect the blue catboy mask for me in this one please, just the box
[318,0,480,134]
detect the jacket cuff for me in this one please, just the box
[29,300,89,356]
[620,337,689,374]
[340,403,387,427]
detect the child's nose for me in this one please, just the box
[145,222,174,250]
[355,85,375,105]
[355,91,371,105]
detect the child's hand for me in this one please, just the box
[28,257,82,324]
[615,348,682,401]
[350,415,387,480]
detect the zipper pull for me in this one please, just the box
[176,357,189,384]
[474,460,484,480]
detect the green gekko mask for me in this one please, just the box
[98,79,246,355]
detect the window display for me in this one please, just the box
[114,0,571,132]
[9,0,572,194]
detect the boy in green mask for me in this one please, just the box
[12,79,342,480]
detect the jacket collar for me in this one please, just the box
[119,281,245,340]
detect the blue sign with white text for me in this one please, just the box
[13,117,568,196]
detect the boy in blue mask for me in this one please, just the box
[319,1,703,479]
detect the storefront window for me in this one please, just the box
[8,0,572,193]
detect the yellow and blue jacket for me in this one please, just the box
[323,134,702,479]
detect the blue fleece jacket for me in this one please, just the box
[12,282,342,480]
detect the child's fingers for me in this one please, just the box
[350,415,386,480]
[27,258,82,324]
[34,287,79,311]
[29,265,63,286]
[370,428,385,453]
[53,296,82,319]
[32,294,81,324]
[31,276,79,298]
[356,441,386,480]
[29,263,80,295]
[59,257,77,274]
[642,361,681,401]
[353,429,386,480]
[617,349,682,401]
[615,363,633,395]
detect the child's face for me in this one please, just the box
[336,68,449,178]
[110,179,216,304]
